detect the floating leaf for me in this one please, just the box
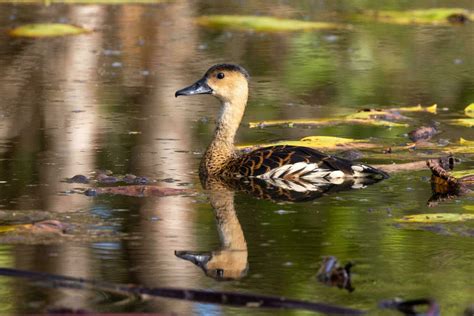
[9,23,90,38]
[460,138,474,146]
[248,117,408,128]
[393,104,437,114]
[465,103,474,118]
[0,224,30,233]
[196,15,346,32]
[447,118,474,127]
[397,213,474,223]
[248,106,431,129]
[356,8,474,25]
[346,109,408,121]
[238,136,377,151]
[451,169,474,179]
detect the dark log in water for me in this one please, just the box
[0,267,365,315]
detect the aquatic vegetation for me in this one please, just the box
[248,105,435,129]
[447,104,474,127]
[460,138,474,146]
[394,104,437,113]
[238,136,376,151]
[396,213,474,223]
[407,126,438,142]
[248,117,408,128]
[9,23,90,38]
[196,15,346,32]
[464,103,474,118]
[355,8,474,25]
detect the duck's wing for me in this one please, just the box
[230,145,388,180]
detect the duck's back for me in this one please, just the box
[228,145,388,180]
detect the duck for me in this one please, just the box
[175,64,389,186]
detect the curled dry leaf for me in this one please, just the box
[407,126,438,142]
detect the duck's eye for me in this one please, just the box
[217,73,225,79]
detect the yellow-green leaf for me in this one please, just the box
[460,138,474,146]
[397,213,474,223]
[465,103,474,118]
[447,118,474,127]
[248,117,408,128]
[0,224,30,233]
[346,109,407,121]
[9,23,90,38]
[196,15,346,32]
[393,104,437,114]
[299,136,365,147]
[237,136,376,150]
[451,169,474,178]
[356,8,474,25]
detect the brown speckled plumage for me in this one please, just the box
[176,64,389,190]
[225,145,356,178]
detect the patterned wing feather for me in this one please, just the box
[229,145,387,179]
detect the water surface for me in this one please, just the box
[0,1,473,315]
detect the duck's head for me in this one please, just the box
[175,64,249,104]
[175,249,248,281]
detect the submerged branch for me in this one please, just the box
[373,161,428,174]
[0,267,365,315]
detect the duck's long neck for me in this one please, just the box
[201,89,248,177]
[213,100,245,147]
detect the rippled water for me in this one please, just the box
[0,1,473,315]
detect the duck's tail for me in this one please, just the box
[350,163,390,179]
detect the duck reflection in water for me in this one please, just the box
[174,64,388,280]
[175,185,248,281]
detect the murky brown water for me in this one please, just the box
[0,1,473,315]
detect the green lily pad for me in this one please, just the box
[356,8,474,25]
[397,213,474,223]
[9,23,90,38]
[465,103,474,118]
[196,15,346,32]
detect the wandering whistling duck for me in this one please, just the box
[175,64,389,187]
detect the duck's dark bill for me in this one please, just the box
[175,250,212,268]
[175,78,212,97]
